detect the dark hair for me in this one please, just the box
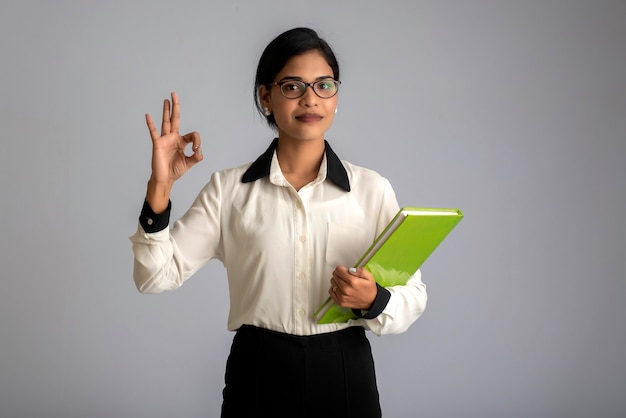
[254,27,340,129]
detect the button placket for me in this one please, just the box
[293,196,309,333]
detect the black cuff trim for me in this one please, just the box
[139,199,171,233]
[352,283,391,320]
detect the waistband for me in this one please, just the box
[235,324,366,348]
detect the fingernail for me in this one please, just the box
[349,267,357,274]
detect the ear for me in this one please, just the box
[259,85,271,109]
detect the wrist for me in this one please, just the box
[352,284,391,320]
[146,177,173,214]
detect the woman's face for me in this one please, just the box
[261,50,338,144]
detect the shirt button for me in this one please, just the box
[147,218,154,226]
[299,235,306,243]
[297,273,305,280]
[298,309,306,317]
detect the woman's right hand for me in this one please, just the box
[144,92,203,213]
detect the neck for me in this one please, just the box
[275,138,325,191]
[275,138,325,176]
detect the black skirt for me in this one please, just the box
[221,325,382,418]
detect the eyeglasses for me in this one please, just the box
[268,79,341,99]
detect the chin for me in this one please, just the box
[281,127,328,143]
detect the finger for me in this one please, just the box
[351,267,375,283]
[170,92,180,133]
[161,98,171,135]
[182,132,202,159]
[184,132,203,165]
[181,131,199,146]
[145,113,159,141]
[185,149,203,166]
[332,268,352,286]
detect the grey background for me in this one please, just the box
[1,1,625,417]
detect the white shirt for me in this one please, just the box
[130,140,427,336]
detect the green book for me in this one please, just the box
[314,207,464,324]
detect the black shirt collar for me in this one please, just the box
[241,138,351,192]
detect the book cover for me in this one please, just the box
[315,207,464,324]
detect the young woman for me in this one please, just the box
[130,27,427,418]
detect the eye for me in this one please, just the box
[282,81,303,91]
[317,80,335,90]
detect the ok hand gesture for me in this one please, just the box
[145,92,202,213]
[146,92,203,185]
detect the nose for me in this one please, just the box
[299,85,317,106]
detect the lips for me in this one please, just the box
[295,113,323,122]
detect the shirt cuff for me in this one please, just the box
[352,283,391,320]
[139,199,171,233]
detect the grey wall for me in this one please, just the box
[1,1,625,417]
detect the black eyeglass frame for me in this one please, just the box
[268,79,341,99]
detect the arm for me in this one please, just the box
[130,172,223,293]
[328,266,427,335]
[129,92,207,293]
[328,177,428,334]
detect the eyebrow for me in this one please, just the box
[277,75,335,82]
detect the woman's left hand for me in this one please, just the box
[329,266,378,310]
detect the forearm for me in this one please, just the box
[130,199,183,294]
[130,228,184,293]
[131,175,223,294]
